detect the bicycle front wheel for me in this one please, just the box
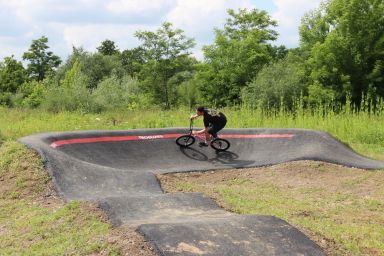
[176,135,195,147]
[210,138,230,151]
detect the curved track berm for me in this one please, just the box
[19,128,384,256]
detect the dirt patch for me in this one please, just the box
[159,160,384,200]
[103,225,155,256]
[174,242,206,255]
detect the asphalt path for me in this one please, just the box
[19,128,384,255]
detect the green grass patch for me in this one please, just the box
[0,200,118,255]
[1,106,384,254]
[1,106,384,159]
[160,163,384,255]
[175,181,196,192]
[0,141,120,255]
[0,141,49,199]
[218,177,384,255]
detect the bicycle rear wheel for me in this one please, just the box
[176,135,195,147]
[210,138,230,151]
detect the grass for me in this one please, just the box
[0,141,120,255]
[1,105,384,255]
[159,162,384,255]
[1,106,384,159]
[0,200,117,255]
[218,181,384,253]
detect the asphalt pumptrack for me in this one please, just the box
[19,128,384,256]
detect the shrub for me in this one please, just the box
[92,74,142,111]
[0,92,13,107]
[242,56,307,110]
[42,61,94,112]
[177,77,201,108]
[305,82,335,108]
[20,81,46,108]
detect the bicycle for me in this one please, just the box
[176,120,230,151]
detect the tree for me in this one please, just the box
[197,8,279,106]
[300,0,384,106]
[0,55,27,94]
[97,39,119,56]
[43,61,92,112]
[55,46,87,82]
[223,8,278,41]
[242,53,307,110]
[177,73,202,108]
[299,3,330,50]
[22,36,61,81]
[80,53,125,89]
[135,22,196,108]
[56,47,125,89]
[120,47,145,77]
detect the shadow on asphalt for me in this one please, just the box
[179,146,255,167]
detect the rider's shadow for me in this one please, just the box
[179,147,255,167]
[179,147,208,161]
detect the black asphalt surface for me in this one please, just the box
[19,128,384,255]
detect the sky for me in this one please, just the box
[0,0,322,61]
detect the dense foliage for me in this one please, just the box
[0,0,383,112]
[196,8,282,106]
[299,0,384,107]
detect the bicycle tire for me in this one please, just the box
[176,135,195,147]
[210,138,230,151]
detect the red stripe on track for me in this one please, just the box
[50,134,183,148]
[221,134,294,139]
[50,133,294,148]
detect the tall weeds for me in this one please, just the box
[1,95,383,159]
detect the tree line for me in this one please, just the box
[0,0,383,112]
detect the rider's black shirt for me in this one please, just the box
[202,108,227,127]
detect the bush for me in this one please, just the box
[305,82,335,108]
[42,61,94,112]
[177,76,202,108]
[242,55,307,110]
[20,81,46,108]
[92,74,143,111]
[0,92,13,107]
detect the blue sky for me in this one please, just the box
[0,0,322,61]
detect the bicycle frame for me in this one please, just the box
[188,120,213,141]
[176,119,230,151]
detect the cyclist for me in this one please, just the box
[190,106,227,146]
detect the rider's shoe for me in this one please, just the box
[198,141,209,147]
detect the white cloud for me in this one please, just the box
[0,36,25,60]
[272,0,322,47]
[167,0,255,58]
[4,0,56,22]
[107,0,175,14]
[167,0,254,36]
[63,24,156,53]
[0,0,324,61]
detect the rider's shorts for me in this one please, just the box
[208,120,227,137]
